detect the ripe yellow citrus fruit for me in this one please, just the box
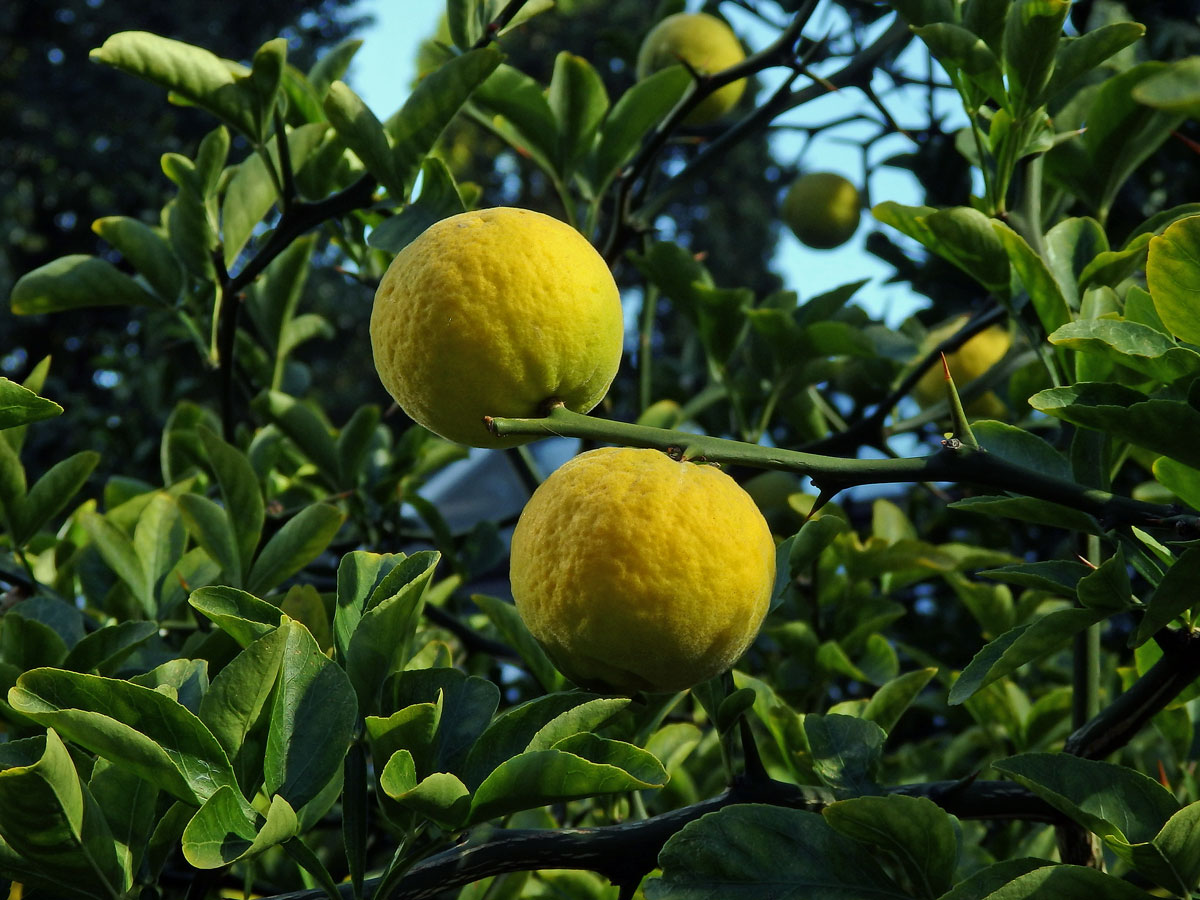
[510,447,776,694]
[636,12,746,125]
[370,208,623,448]
[912,316,1012,413]
[781,173,861,250]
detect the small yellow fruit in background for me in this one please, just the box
[912,316,1012,412]
[781,172,861,250]
[510,447,776,694]
[636,12,746,125]
[370,207,623,448]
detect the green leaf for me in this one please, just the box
[1076,548,1131,611]
[62,621,158,675]
[364,703,441,792]
[463,692,614,789]
[198,624,288,765]
[80,509,150,608]
[862,668,939,734]
[264,622,357,810]
[1079,233,1152,292]
[1147,215,1200,346]
[944,862,1155,899]
[14,450,99,545]
[255,390,341,485]
[824,795,959,898]
[221,124,329,266]
[994,753,1178,844]
[548,52,609,172]
[182,786,298,868]
[804,714,885,795]
[1132,56,1200,116]
[468,733,667,825]
[646,805,908,900]
[1030,382,1200,469]
[389,667,500,776]
[1048,319,1200,384]
[979,560,1088,598]
[90,31,260,137]
[0,730,129,898]
[1046,63,1183,219]
[332,551,407,664]
[324,80,403,197]
[972,420,1070,479]
[1002,0,1070,114]
[9,668,239,806]
[949,494,1099,533]
[178,492,242,584]
[245,38,286,140]
[10,255,159,315]
[1141,801,1200,896]
[1045,22,1146,101]
[914,23,1005,102]
[88,758,158,885]
[246,502,344,596]
[937,859,1052,900]
[195,428,264,580]
[467,64,560,178]
[189,585,284,646]
[1132,547,1200,647]
[379,752,471,829]
[949,608,1108,704]
[366,156,467,255]
[992,221,1071,335]
[1153,457,1200,510]
[335,404,381,488]
[923,207,1011,297]
[472,593,567,692]
[386,47,502,195]
[0,378,62,433]
[586,66,691,197]
[308,38,362,97]
[345,551,440,715]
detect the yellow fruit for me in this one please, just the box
[912,317,1012,410]
[510,447,776,694]
[636,13,746,125]
[370,208,623,448]
[781,173,861,250]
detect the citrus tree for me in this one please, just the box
[4,1,1200,898]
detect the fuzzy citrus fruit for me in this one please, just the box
[636,12,746,125]
[781,172,861,250]
[370,208,623,448]
[510,447,776,694]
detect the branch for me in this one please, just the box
[800,305,1009,456]
[601,3,816,263]
[486,405,1193,533]
[1064,626,1200,760]
[471,0,532,49]
[629,14,913,237]
[264,778,1059,900]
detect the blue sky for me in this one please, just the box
[348,1,955,326]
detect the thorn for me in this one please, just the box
[1157,759,1171,790]
[804,488,837,522]
[1075,554,1099,571]
[941,351,951,381]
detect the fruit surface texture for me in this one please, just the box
[636,12,746,125]
[913,316,1012,409]
[782,172,861,249]
[370,207,623,448]
[510,447,776,693]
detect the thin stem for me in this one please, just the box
[638,284,659,413]
[471,0,531,48]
